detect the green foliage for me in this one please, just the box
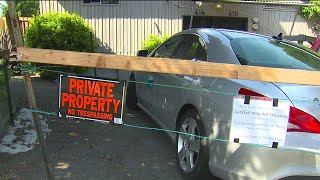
[1,0,39,17]
[141,34,170,52]
[300,0,320,32]
[0,70,5,86]
[25,12,99,51]
[0,4,7,16]
[15,0,39,17]
[300,1,320,19]
[0,65,12,86]
[25,12,100,79]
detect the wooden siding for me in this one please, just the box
[39,0,317,56]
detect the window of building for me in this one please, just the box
[83,0,119,5]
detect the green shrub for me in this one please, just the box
[141,34,170,52]
[300,1,320,33]
[1,0,39,17]
[25,12,100,79]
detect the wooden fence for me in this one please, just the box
[18,17,32,36]
[0,17,31,49]
[0,17,31,34]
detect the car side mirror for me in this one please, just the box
[137,50,149,57]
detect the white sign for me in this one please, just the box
[229,96,290,147]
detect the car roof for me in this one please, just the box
[172,28,241,64]
[175,28,320,57]
[174,28,270,39]
[215,29,271,39]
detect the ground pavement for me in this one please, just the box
[0,76,184,180]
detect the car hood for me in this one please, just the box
[272,83,320,121]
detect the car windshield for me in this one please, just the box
[231,37,320,71]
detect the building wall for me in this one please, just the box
[39,0,316,56]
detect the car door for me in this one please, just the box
[136,35,184,113]
[153,34,208,130]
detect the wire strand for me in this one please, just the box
[26,108,320,156]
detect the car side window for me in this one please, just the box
[172,35,207,61]
[153,36,184,58]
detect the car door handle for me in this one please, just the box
[174,74,184,78]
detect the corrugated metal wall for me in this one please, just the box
[39,0,316,56]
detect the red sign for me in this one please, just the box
[58,74,125,124]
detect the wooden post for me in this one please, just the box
[5,11,16,49]
[7,2,54,180]
[23,72,54,180]
[7,1,23,47]
[289,7,298,36]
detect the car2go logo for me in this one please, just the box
[58,74,126,124]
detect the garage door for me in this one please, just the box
[183,16,248,31]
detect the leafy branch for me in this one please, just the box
[1,0,39,17]
[300,0,320,33]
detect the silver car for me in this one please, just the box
[125,28,320,179]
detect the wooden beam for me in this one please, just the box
[7,1,23,47]
[17,47,320,86]
[5,11,16,48]
[23,73,54,180]
[8,3,53,180]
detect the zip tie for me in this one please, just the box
[16,53,23,62]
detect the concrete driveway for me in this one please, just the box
[0,76,184,180]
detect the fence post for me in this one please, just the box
[23,72,54,180]
[0,50,13,123]
[7,2,54,179]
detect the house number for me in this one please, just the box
[229,10,239,17]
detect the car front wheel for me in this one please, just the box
[176,109,212,179]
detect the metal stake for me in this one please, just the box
[90,32,97,77]
[1,50,13,123]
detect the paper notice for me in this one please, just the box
[229,96,290,147]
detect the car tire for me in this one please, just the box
[126,76,139,110]
[176,109,212,179]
